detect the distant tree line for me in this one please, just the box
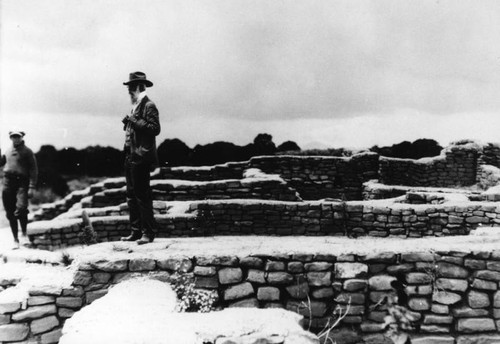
[33,135,442,198]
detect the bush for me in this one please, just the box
[171,275,217,313]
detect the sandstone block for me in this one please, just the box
[41,328,62,344]
[196,255,238,266]
[457,318,495,333]
[0,324,29,341]
[240,256,264,269]
[343,279,367,291]
[435,278,468,292]
[194,276,219,289]
[401,252,435,262]
[224,282,254,300]
[362,252,396,263]
[334,263,368,279]
[437,262,468,278]
[405,285,432,296]
[218,268,243,284]
[73,271,92,286]
[335,292,365,304]
[86,289,108,304]
[452,306,489,318]
[194,266,217,276]
[12,304,56,321]
[56,297,83,309]
[246,270,265,284]
[267,272,293,285]
[386,264,414,274]
[287,262,304,273]
[476,270,500,281]
[406,272,432,284]
[411,336,454,344]
[471,278,497,290]
[431,304,449,314]
[408,298,430,311]
[419,325,449,333]
[28,296,55,306]
[228,298,259,308]
[423,315,453,324]
[433,291,461,305]
[286,282,309,299]
[307,271,331,286]
[368,275,396,290]
[493,291,500,307]
[129,258,156,271]
[464,259,486,270]
[31,315,59,335]
[311,287,334,299]
[0,302,21,314]
[304,262,332,272]
[92,272,112,284]
[265,261,286,271]
[468,290,490,308]
[157,257,193,272]
[91,259,128,272]
[457,335,500,344]
[58,307,76,318]
[257,287,280,301]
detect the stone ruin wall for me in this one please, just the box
[6,250,500,343]
[28,200,500,250]
[32,141,500,223]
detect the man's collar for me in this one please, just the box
[136,91,147,105]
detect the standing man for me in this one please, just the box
[0,131,38,249]
[120,71,161,244]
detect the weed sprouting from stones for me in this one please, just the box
[60,251,74,266]
[78,210,98,245]
[171,274,217,313]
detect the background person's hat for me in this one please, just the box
[9,130,25,137]
[123,71,153,87]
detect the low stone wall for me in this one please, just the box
[379,144,479,188]
[159,161,247,181]
[479,142,500,169]
[0,270,79,344]
[49,247,500,343]
[362,181,481,202]
[28,214,198,251]
[478,165,500,191]
[83,172,301,209]
[248,153,379,200]
[27,199,500,250]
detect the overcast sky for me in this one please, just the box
[2,0,500,151]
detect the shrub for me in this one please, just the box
[171,275,217,313]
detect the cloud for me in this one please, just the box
[2,0,500,146]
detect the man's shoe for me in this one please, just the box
[136,234,154,245]
[12,240,20,250]
[121,230,142,242]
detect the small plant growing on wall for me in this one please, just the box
[78,210,98,245]
[171,274,217,313]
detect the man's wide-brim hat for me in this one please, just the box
[9,130,25,138]
[123,71,153,87]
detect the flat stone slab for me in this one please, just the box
[71,230,500,266]
[60,278,318,344]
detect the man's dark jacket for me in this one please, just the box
[125,96,161,167]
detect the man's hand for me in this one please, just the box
[122,116,130,130]
[28,187,35,199]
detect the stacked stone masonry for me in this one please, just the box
[27,200,500,250]
[6,249,500,343]
[31,141,500,222]
[0,284,83,343]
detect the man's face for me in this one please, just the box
[128,84,140,104]
[10,135,22,145]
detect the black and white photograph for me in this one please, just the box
[1,1,500,343]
